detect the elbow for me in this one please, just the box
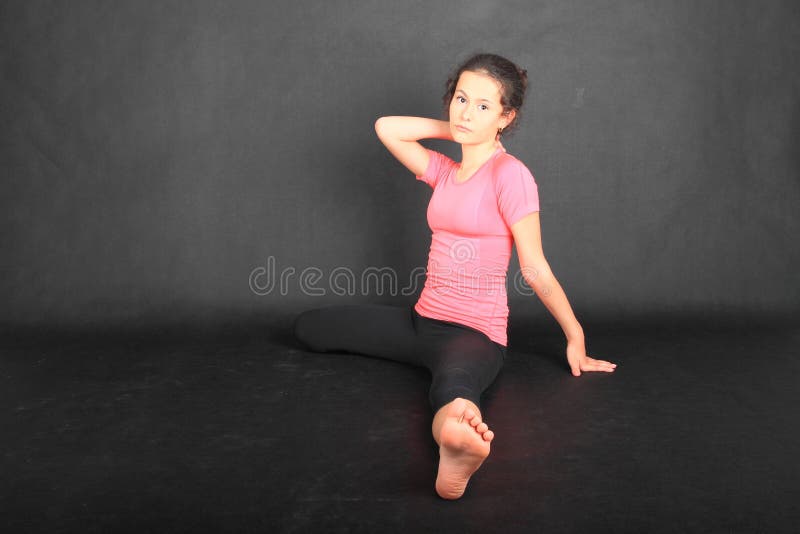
[519,260,551,287]
[521,268,541,289]
[375,116,402,140]
[374,116,387,138]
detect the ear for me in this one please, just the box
[501,109,516,128]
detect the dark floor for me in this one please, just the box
[2,310,799,533]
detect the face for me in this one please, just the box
[449,70,515,145]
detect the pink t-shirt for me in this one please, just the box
[414,146,540,346]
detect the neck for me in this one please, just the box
[459,140,499,170]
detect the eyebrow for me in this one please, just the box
[455,89,493,103]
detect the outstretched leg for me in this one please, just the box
[431,397,494,500]
[292,304,420,365]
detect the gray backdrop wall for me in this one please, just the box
[2,0,798,329]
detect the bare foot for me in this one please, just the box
[435,398,494,500]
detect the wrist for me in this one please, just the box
[565,325,584,344]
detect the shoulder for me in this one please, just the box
[416,148,459,189]
[492,151,536,183]
[428,148,458,167]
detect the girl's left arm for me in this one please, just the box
[510,212,617,376]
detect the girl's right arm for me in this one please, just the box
[374,116,453,177]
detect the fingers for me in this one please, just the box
[582,357,617,372]
[571,357,618,376]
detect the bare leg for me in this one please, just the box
[431,397,494,500]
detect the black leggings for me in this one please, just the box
[292,303,507,414]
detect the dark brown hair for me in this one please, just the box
[441,52,529,137]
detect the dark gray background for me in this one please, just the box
[2,0,798,329]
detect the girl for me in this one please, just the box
[293,52,617,500]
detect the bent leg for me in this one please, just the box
[419,325,505,500]
[292,303,420,365]
[426,329,505,414]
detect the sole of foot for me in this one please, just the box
[435,398,494,500]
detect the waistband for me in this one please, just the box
[412,306,507,354]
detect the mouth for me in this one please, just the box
[455,124,471,132]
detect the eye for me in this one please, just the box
[479,104,489,111]
[456,96,466,103]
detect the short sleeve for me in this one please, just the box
[416,149,456,189]
[496,160,540,228]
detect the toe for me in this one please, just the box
[476,422,488,433]
[463,408,476,421]
[483,430,494,442]
[452,398,467,411]
[450,398,467,419]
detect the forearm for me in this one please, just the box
[522,264,584,343]
[375,116,453,142]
